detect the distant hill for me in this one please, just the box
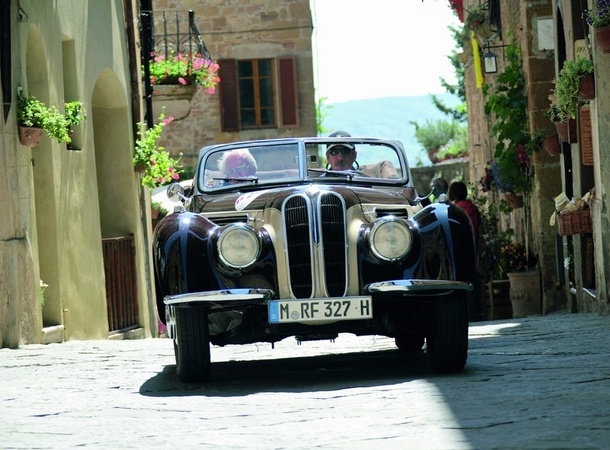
[324,94,461,166]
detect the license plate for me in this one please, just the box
[268,297,372,324]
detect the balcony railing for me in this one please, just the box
[142,9,210,60]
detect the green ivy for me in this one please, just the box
[483,42,529,157]
[482,41,538,194]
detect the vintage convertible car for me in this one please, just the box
[153,136,475,382]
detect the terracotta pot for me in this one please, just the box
[579,73,595,100]
[594,26,610,53]
[504,192,524,209]
[507,270,541,318]
[555,119,577,143]
[18,125,44,147]
[543,134,561,155]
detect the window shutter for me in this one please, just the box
[278,57,298,128]
[218,59,240,132]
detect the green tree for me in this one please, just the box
[315,96,331,135]
[431,25,467,123]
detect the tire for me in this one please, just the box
[395,334,425,352]
[425,293,468,373]
[174,306,211,383]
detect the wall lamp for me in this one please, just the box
[482,43,508,74]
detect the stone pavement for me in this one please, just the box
[1,312,609,449]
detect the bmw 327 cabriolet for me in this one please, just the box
[153,136,475,382]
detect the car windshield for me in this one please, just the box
[199,140,406,191]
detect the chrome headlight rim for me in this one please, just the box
[217,224,262,269]
[369,217,413,262]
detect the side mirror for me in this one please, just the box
[415,177,449,205]
[430,178,448,199]
[167,183,185,202]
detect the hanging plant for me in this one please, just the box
[133,112,183,189]
[464,3,487,30]
[146,51,221,95]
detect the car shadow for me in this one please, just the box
[139,348,438,397]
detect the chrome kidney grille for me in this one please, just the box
[283,193,347,299]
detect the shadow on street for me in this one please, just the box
[139,348,441,397]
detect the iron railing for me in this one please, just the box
[142,9,210,60]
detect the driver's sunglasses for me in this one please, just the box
[227,163,251,176]
[327,146,353,156]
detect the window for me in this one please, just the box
[218,57,298,132]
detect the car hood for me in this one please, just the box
[191,184,414,214]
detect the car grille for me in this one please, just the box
[284,193,347,298]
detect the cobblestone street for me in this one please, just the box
[1,312,609,449]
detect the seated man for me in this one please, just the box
[326,130,358,171]
[326,131,398,178]
[218,149,257,183]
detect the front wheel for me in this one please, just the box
[425,293,468,373]
[174,306,211,383]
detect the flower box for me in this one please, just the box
[595,26,610,53]
[557,210,592,236]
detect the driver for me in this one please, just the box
[326,130,357,171]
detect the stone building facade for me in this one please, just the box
[0,0,317,349]
[463,0,609,315]
[0,0,157,348]
[150,0,317,172]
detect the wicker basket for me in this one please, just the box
[557,210,592,236]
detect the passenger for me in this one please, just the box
[218,149,257,182]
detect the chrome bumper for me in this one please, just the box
[364,279,473,295]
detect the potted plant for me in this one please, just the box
[411,119,461,163]
[64,101,85,131]
[436,124,469,161]
[465,3,487,31]
[133,112,183,189]
[151,200,163,220]
[147,51,221,96]
[17,93,71,146]
[553,57,595,121]
[17,94,46,146]
[470,184,515,320]
[498,241,540,318]
[585,1,610,53]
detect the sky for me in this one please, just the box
[310,0,461,104]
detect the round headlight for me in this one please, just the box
[369,218,412,261]
[217,225,261,268]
